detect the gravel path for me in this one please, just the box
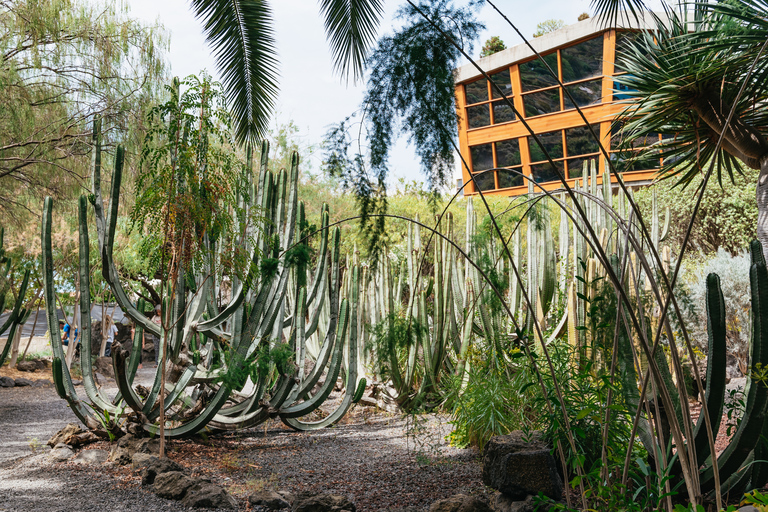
[0,374,489,512]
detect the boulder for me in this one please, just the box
[429,495,492,512]
[0,376,14,387]
[153,471,196,500]
[249,490,291,510]
[48,423,84,447]
[491,493,534,512]
[109,434,159,465]
[482,432,562,501]
[49,443,75,461]
[292,492,356,512]
[14,377,32,386]
[72,449,109,465]
[16,360,39,372]
[94,357,114,379]
[140,456,185,485]
[32,379,52,387]
[180,480,238,509]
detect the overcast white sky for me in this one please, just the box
[124,0,598,185]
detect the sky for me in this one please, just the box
[124,0,598,187]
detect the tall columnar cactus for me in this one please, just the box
[0,227,31,368]
[42,120,364,437]
[618,240,768,498]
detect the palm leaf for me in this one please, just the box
[190,0,278,145]
[319,0,384,81]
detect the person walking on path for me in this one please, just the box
[103,315,118,357]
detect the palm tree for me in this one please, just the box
[190,0,384,145]
[598,0,768,257]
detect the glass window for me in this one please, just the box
[491,69,513,99]
[470,143,494,171]
[610,150,660,172]
[467,104,491,129]
[613,80,637,101]
[465,79,488,104]
[561,36,603,83]
[528,130,563,163]
[519,53,558,92]
[471,170,496,191]
[564,79,602,109]
[496,139,521,167]
[615,31,653,66]
[492,100,515,124]
[523,89,561,117]
[498,169,524,189]
[566,124,601,156]
[530,162,563,184]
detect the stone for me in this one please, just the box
[377,508,421,512]
[292,492,356,512]
[32,379,52,387]
[491,493,534,512]
[72,449,109,464]
[14,377,32,386]
[131,452,155,469]
[16,360,39,372]
[249,489,290,509]
[71,379,83,386]
[482,432,563,501]
[94,356,115,379]
[48,423,84,447]
[357,396,378,408]
[429,495,492,512]
[180,480,238,509]
[0,376,15,387]
[140,456,185,485]
[739,507,760,512]
[109,434,159,465]
[153,471,196,500]
[49,443,75,461]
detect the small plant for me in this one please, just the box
[27,437,42,452]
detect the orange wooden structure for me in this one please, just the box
[455,19,660,196]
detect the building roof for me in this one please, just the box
[454,12,665,84]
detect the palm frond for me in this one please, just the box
[190,0,278,145]
[590,0,649,28]
[319,0,384,82]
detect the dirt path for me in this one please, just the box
[0,374,489,511]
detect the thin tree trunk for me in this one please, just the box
[20,302,42,361]
[757,158,768,263]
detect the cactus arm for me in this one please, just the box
[279,299,348,419]
[693,274,728,458]
[41,197,95,426]
[76,195,121,413]
[700,241,768,493]
[0,311,24,368]
[283,266,361,431]
[90,117,106,253]
[94,148,160,337]
[112,346,147,413]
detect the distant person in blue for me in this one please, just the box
[58,318,79,346]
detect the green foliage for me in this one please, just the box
[480,36,506,58]
[533,19,565,37]
[634,171,758,256]
[132,73,244,280]
[364,0,483,190]
[0,0,169,222]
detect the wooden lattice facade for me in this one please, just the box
[455,18,660,196]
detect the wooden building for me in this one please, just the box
[454,16,660,196]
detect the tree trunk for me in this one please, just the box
[757,158,768,262]
[8,326,21,368]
